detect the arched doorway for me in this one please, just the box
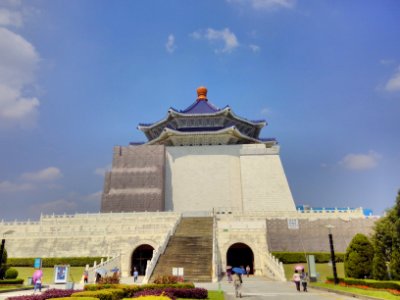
[226,243,254,274]
[131,244,154,275]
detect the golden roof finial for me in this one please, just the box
[196,86,208,101]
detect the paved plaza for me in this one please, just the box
[197,277,358,300]
[0,277,358,300]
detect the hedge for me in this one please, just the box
[123,297,171,300]
[72,289,125,300]
[84,283,195,294]
[326,277,400,291]
[7,288,80,300]
[7,257,105,267]
[271,252,345,263]
[0,278,24,285]
[57,298,98,300]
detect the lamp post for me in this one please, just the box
[0,230,15,278]
[326,225,339,284]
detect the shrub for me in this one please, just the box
[5,267,19,279]
[0,278,24,285]
[344,234,374,279]
[271,252,344,263]
[7,289,80,300]
[153,275,179,284]
[124,297,171,300]
[7,257,106,267]
[57,298,98,300]
[98,273,120,284]
[326,277,400,291]
[129,288,207,299]
[72,288,125,300]
[165,288,207,299]
[129,290,175,300]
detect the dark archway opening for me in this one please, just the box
[226,243,254,274]
[131,244,154,275]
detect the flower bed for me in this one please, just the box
[7,289,81,300]
[326,277,400,296]
[129,288,207,299]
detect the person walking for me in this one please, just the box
[83,270,88,284]
[133,267,139,282]
[300,269,308,292]
[226,265,232,283]
[245,265,250,277]
[33,275,42,293]
[233,272,243,298]
[292,270,301,292]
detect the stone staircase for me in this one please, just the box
[150,217,213,282]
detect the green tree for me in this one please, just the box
[372,190,400,280]
[344,233,374,278]
[389,191,400,279]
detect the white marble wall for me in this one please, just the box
[165,144,296,213]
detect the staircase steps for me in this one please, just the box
[150,217,213,282]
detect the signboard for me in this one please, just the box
[287,219,299,230]
[34,258,42,269]
[172,267,184,276]
[54,265,69,283]
[307,255,317,282]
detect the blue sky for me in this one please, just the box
[0,0,399,220]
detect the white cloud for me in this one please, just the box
[227,0,296,10]
[384,65,400,92]
[21,167,62,182]
[0,14,40,127]
[249,44,260,52]
[340,151,381,171]
[94,164,111,176]
[33,199,78,215]
[191,28,239,53]
[0,8,22,27]
[380,59,395,66]
[260,107,270,115]
[165,34,176,53]
[0,180,34,192]
[83,191,102,202]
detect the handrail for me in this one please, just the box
[264,251,286,281]
[87,255,121,283]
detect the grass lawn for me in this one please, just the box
[311,282,399,300]
[0,285,33,292]
[176,290,224,300]
[283,263,345,281]
[14,267,85,284]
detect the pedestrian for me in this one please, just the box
[33,276,42,293]
[300,269,308,292]
[292,270,301,292]
[245,265,250,277]
[83,270,88,284]
[95,272,101,284]
[133,267,138,282]
[233,272,242,298]
[226,265,232,283]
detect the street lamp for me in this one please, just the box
[326,225,339,284]
[0,230,15,278]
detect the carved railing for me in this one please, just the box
[264,251,286,282]
[87,255,121,283]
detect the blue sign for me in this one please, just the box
[34,258,42,268]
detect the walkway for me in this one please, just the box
[0,277,358,300]
[197,276,358,300]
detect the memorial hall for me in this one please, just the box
[0,87,376,283]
